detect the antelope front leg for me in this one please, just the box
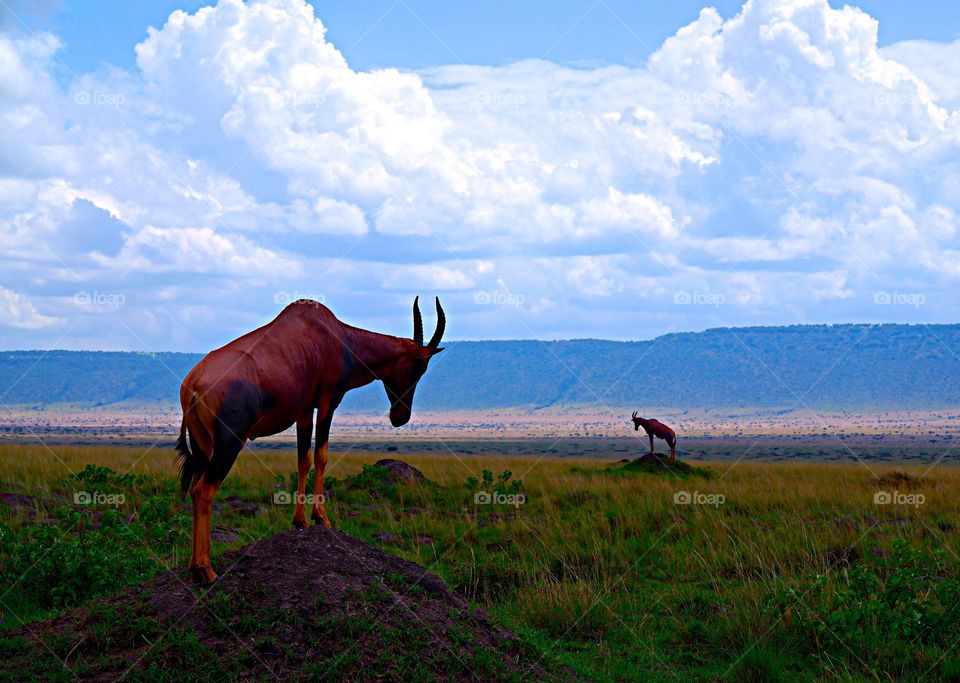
[311,415,332,527]
[292,413,313,530]
[648,433,655,455]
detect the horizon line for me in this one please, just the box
[0,320,954,355]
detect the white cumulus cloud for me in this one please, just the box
[0,287,60,329]
[1,0,959,349]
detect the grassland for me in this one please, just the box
[1,444,959,681]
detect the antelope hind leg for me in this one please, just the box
[189,478,221,586]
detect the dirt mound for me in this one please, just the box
[330,459,434,499]
[615,453,709,478]
[2,526,546,681]
[371,458,428,484]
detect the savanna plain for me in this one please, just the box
[1,415,959,682]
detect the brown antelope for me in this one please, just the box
[176,297,445,585]
[631,411,677,460]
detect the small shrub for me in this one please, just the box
[465,469,524,498]
[69,464,148,489]
[770,540,960,650]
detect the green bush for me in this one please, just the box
[0,467,188,619]
[464,469,523,498]
[771,539,960,648]
[69,463,148,489]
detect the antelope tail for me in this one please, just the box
[175,394,207,499]
[175,419,195,499]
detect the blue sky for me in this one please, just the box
[1,0,960,351]
[29,1,960,75]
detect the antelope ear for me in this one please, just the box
[416,346,444,360]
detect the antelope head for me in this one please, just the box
[382,296,445,427]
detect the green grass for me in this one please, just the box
[1,444,959,681]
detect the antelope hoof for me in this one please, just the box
[292,518,307,530]
[189,565,218,587]
[311,512,331,528]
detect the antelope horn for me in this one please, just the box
[428,297,445,348]
[413,296,423,346]
[632,410,638,419]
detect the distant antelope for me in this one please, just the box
[177,297,445,585]
[631,411,677,460]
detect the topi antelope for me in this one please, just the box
[176,297,445,585]
[631,411,677,460]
